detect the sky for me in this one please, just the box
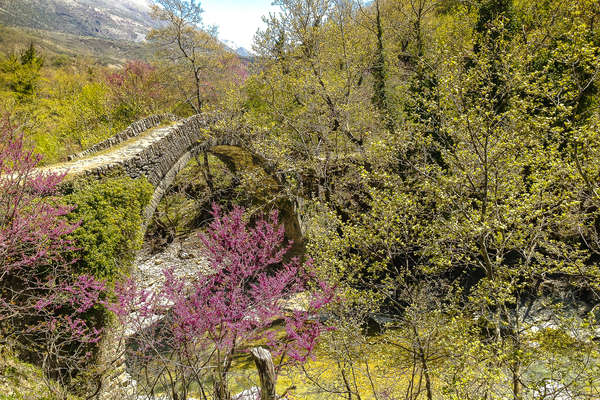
[132,0,279,50]
[200,0,279,50]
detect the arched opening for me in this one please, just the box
[142,141,304,257]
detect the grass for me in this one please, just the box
[0,347,81,400]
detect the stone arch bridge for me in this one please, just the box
[42,114,307,400]
[46,113,303,246]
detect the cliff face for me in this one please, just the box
[0,0,156,42]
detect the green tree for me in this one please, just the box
[247,1,600,398]
[0,43,44,100]
[148,0,231,113]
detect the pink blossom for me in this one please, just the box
[1,116,107,373]
[112,204,335,376]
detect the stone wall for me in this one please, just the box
[67,112,306,249]
[119,113,223,186]
[79,114,222,182]
[96,323,135,400]
[68,113,179,161]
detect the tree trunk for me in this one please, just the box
[512,362,522,400]
[194,68,203,112]
[250,347,277,400]
[202,150,214,192]
[372,0,394,134]
[213,377,231,400]
[413,325,433,400]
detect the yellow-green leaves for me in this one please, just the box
[64,176,153,281]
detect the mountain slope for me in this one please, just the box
[0,0,155,42]
[0,25,151,65]
[0,0,253,57]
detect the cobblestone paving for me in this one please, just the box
[39,123,181,177]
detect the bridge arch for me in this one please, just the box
[51,114,306,400]
[62,114,304,251]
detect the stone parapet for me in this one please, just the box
[67,114,179,161]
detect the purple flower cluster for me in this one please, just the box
[1,117,107,367]
[113,204,335,367]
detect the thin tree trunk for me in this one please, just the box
[250,347,277,400]
[213,374,231,400]
[373,0,394,134]
[512,362,522,400]
[213,348,232,400]
[202,150,214,192]
[413,325,433,400]
[194,68,203,112]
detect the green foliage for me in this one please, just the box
[0,0,598,397]
[62,175,153,281]
[0,35,184,164]
[237,0,600,398]
[0,44,44,100]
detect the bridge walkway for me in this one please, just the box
[40,121,181,178]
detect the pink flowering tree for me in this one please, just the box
[113,204,334,400]
[105,60,163,120]
[0,117,107,394]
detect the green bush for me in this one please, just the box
[62,175,153,281]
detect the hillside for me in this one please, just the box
[0,0,154,42]
[0,0,252,58]
[0,25,152,65]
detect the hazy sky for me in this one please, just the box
[201,0,279,50]
[135,0,279,50]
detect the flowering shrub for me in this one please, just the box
[105,60,163,121]
[0,117,107,394]
[113,204,335,400]
[106,60,156,88]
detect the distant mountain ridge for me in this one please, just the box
[222,39,252,58]
[0,24,152,65]
[0,0,155,42]
[0,0,252,57]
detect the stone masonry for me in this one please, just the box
[40,113,305,399]
[67,114,179,161]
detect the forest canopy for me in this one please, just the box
[1,0,600,399]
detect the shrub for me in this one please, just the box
[112,204,335,400]
[62,174,153,281]
[0,117,106,396]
